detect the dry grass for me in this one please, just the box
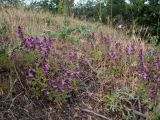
[0,7,144,43]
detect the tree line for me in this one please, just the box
[0,0,160,43]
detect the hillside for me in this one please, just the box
[0,8,160,120]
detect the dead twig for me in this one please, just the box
[84,58,101,80]
[81,108,112,120]
[125,107,146,118]
[8,92,23,110]
[13,64,26,91]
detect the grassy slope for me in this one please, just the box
[0,8,159,120]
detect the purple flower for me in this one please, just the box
[74,72,80,76]
[64,71,80,77]
[101,37,109,45]
[149,87,158,98]
[114,55,119,62]
[65,71,72,77]
[52,86,62,92]
[152,62,157,70]
[66,84,73,92]
[44,52,49,62]
[157,77,160,82]
[64,71,74,77]
[139,49,145,62]
[28,68,35,77]
[108,50,114,58]
[126,44,135,56]
[142,63,146,69]
[41,88,50,95]
[156,57,160,64]
[11,51,17,60]
[48,79,55,85]
[142,72,147,80]
[16,25,24,36]
[41,88,46,92]
[108,51,119,62]
[69,51,77,60]
[61,80,65,86]
[131,44,135,53]
[35,58,41,66]
[92,32,97,39]
[43,64,49,76]
[22,37,37,50]
[126,46,132,55]
[115,41,121,49]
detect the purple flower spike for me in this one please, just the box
[28,68,35,77]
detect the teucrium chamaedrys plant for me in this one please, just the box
[16,26,79,102]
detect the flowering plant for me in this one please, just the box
[15,26,79,102]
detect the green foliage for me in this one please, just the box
[91,45,106,61]
[0,0,22,7]
[40,0,50,11]
[0,45,13,70]
[43,30,57,38]
[149,113,160,120]
[75,25,90,37]
[71,78,78,92]
[150,36,159,46]
[58,18,89,44]
[103,91,121,112]
[0,21,9,37]
[136,82,149,105]
[58,18,73,40]
[57,0,66,15]
[58,26,74,40]
[103,88,135,112]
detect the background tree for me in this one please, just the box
[0,0,22,7]
[106,0,126,23]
